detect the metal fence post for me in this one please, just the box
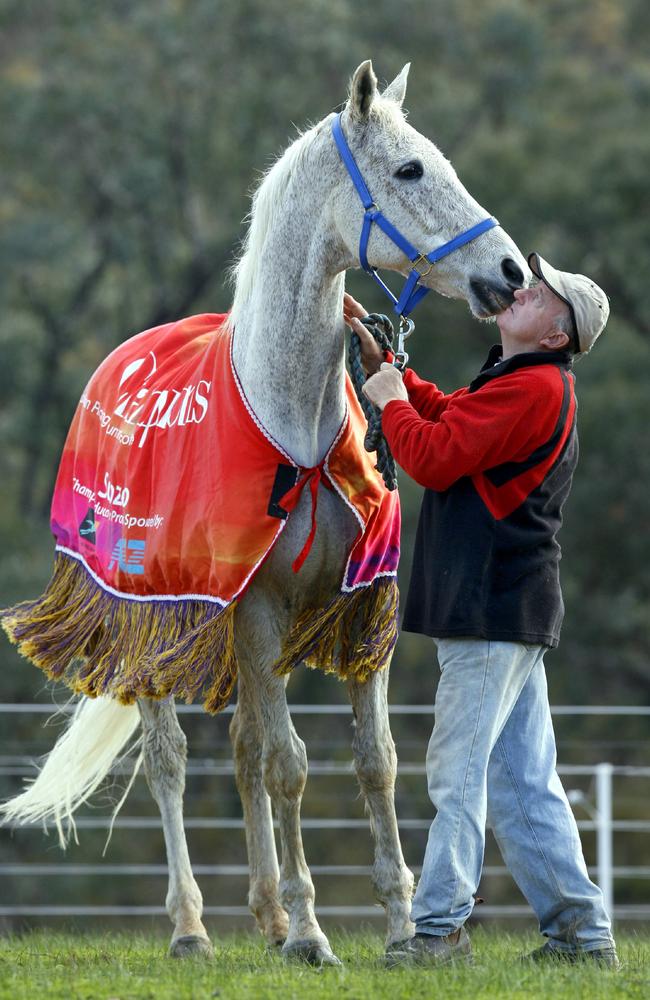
[595,762,614,924]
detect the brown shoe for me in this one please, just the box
[385,927,472,968]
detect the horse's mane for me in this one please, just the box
[228,98,404,331]
[227,116,333,330]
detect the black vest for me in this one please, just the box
[402,349,577,648]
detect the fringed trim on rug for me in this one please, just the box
[1,553,238,714]
[274,576,399,682]
[2,555,398,713]
[140,608,237,714]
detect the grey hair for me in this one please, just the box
[554,311,573,338]
[532,276,577,352]
[548,302,582,355]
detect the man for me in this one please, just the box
[345,252,618,968]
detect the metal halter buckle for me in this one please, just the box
[411,253,433,278]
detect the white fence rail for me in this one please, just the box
[1,703,648,923]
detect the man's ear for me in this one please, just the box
[540,329,571,352]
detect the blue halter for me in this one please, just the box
[332,113,499,323]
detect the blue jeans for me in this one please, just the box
[411,638,615,951]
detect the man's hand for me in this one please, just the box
[343,292,384,376]
[343,291,368,325]
[362,362,409,411]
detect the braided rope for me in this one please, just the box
[347,313,399,492]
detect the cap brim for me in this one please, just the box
[527,252,581,352]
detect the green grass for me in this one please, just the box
[0,929,648,999]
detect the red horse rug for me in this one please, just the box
[3,314,400,712]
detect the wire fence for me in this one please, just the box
[1,703,649,924]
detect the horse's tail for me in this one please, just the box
[1,696,141,849]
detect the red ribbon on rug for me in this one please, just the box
[279,461,334,573]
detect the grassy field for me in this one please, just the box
[0,929,648,1000]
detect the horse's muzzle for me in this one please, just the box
[469,278,518,317]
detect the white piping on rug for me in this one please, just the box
[55,546,229,606]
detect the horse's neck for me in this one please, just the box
[232,211,348,469]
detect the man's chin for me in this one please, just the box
[495,309,515,338]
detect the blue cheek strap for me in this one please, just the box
[332,113,499,320]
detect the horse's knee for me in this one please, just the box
[353,735,397,793]
[263,733,307,801]
[230,711,263,792]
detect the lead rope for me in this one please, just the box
[348,313,400,492]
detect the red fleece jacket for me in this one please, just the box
[381,364,567,493]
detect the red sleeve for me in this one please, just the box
[402,368,467,421]
[381,369,564,491]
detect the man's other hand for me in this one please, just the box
[343,292,368,325]
[362,363,409,411]
[343,293,384,376]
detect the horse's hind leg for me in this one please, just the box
[138,697,213,959]
[234,627,340,966]
[229,678,289,947]
[347,668,415,947]
[255,670,340,966]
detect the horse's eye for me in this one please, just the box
[395,160,423,180]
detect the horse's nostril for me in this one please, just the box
[501,257,525,289]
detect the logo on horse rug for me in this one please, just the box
[2,314,400,712]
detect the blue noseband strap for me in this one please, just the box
[332,113,499,319]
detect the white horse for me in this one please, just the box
[2,62,528,964]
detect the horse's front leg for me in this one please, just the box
[229,677,289,947]
[138,697,213,958]
[237,647,340,966]
[347,667,415,947]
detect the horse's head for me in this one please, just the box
[332,61,528,318]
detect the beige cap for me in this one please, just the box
[528,252,610,354]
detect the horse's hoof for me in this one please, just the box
[169,934,214,959]
[282,939,342,967]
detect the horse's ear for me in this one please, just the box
[348,60,378,121]
[383,63,410,107]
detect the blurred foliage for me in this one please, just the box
[0,4,648,737]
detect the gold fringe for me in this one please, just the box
[3,555,108,670]
[142,602,238,714]
[274,576,399,682]
[1,554,238,714]
[2,555,398,714]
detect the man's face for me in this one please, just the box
[496,280,570,349]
